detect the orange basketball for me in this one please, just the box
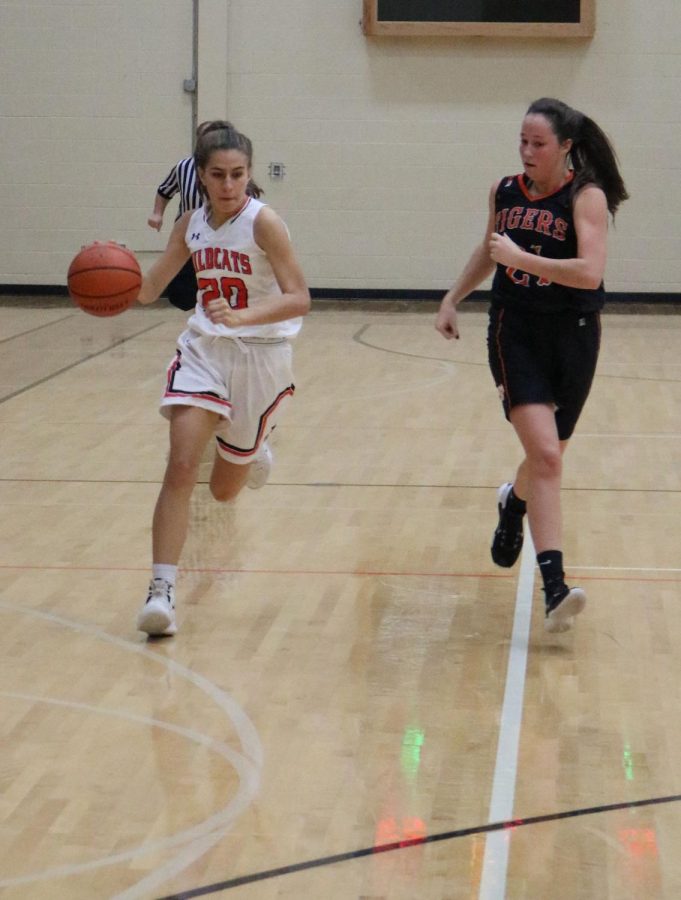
[67,241,141,317]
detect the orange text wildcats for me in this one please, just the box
[496,207,568,241]
[193,247,252,275]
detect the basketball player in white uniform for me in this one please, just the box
[134,121,310,637]
[147,120,265,311]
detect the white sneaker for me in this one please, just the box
[137,578,177,636]
[247,441,273,489]
[544,587,586,633]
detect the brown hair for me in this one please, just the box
[194,120,263,199]
[527,98,628,217]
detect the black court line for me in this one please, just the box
[0,312,79,345]
[352,323,464,366]
[156,792,681,899]
[0,320,164,405]
[2,477,681,496]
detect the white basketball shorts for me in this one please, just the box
[160,328,295,464]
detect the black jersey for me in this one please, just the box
[491,173,605,314]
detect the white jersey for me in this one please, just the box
[185,198,302,340]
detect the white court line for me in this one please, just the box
[0,691,258,888]
[0,602,263,896]
[570,565,681,573]
[577,432,681,438]
[0,602,263,767]
[478,533,536,900]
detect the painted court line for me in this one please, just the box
[0,320,163,405]
[155,792,681,897]
[0,602,263,897]
[0,690,256,888]
[478,533,536,899]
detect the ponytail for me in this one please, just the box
[570,114,628,216]
[527,98,629,217]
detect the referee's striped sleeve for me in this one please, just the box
[176,157,202,215]
[157,164,180,200]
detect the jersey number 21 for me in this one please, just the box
[506,245,551,287]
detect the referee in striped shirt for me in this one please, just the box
[147,155,202,311]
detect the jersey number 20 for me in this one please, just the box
[198,276,248,309]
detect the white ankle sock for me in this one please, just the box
[152,564,177,585]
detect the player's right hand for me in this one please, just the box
[435,304,460,340]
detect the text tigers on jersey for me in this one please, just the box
[495,207,568,241]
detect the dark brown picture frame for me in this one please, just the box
[362,0,595,38]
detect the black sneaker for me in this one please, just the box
[491,482,524,568]
[544,587,586,633]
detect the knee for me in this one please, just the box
[164,456,200,492]
[528,444,562,480]
[209,480,242,503]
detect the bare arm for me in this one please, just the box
[137,213,191,305]
[206,207,310,328]
[489,185,608,290]
[147,192,171,231]
[436,181,498,339]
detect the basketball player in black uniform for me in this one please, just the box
[436,97,628,632]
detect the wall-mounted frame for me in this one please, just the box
[362,0,595,38]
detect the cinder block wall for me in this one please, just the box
[2,0,679,295]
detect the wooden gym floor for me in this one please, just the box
[1,297,681,899]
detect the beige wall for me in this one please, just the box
[0,1,194,284]
[2,0,680,294]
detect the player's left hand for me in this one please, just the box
[205,298,243,328]
[489,232,522,268]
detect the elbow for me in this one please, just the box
[584,272,604,291]
[298,290,312,317]
[138,279,165,306]
[136,283,156,306]
[136,285,149,306]
[581,259,605,291]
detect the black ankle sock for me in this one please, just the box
[537,549,567,598]
[507,486,526,516]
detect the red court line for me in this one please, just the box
[0,562,510,579]
[0,563,680,584]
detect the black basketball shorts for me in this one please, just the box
[487,305,601,440]
[165,257,198,311]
